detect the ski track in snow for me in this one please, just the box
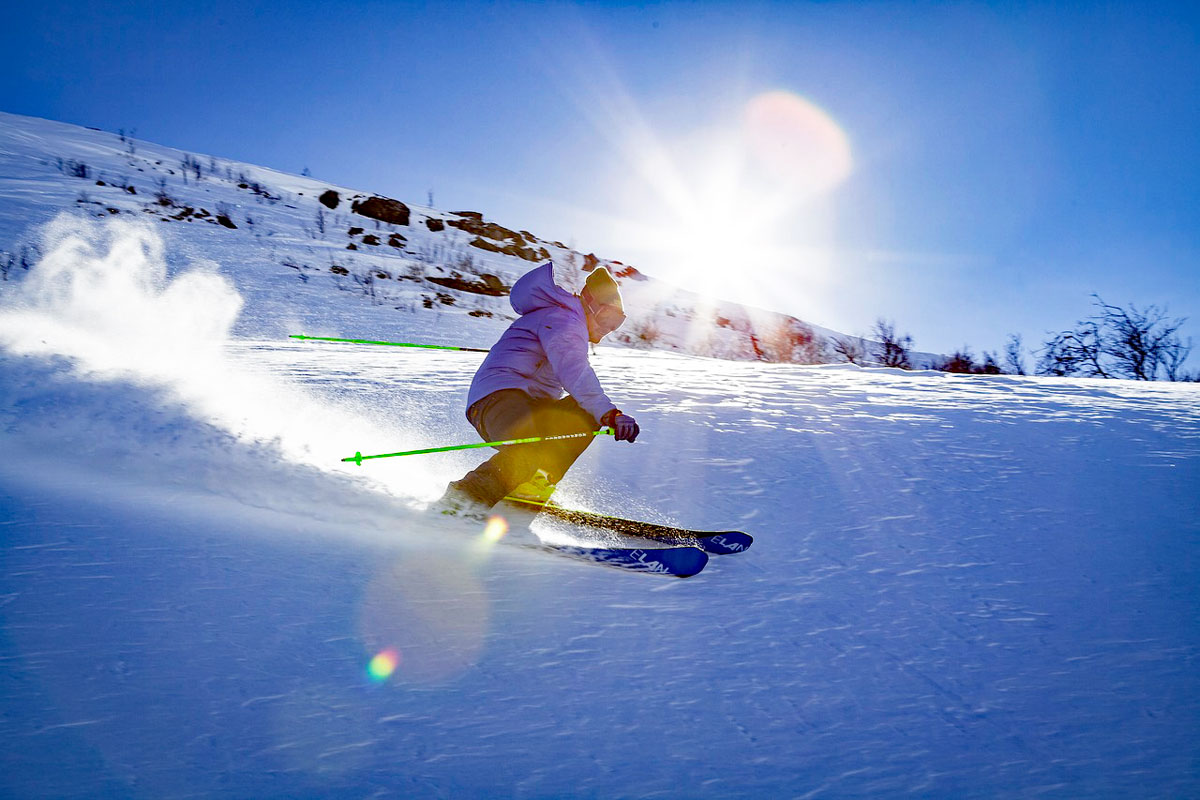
[2,339,1199,798]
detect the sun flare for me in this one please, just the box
[611,90,852,301]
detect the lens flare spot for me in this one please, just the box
[482,515,509,543]
[367,648,400,682]
[743,90,852,195]
[358,556,490,685]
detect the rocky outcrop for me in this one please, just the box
[426,271,510,296]
[447,215,525,244]
[318,190,340,209]
[467,236,550,262]
[351,196,410,226]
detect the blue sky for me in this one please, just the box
[3,1,1197,361]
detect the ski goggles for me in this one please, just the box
[585,296,626,331]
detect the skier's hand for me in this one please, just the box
[602,409,640,443]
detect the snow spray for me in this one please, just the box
[0,214,440,501]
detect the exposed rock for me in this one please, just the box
[505,243,550,263]
[466,236,548,263]
[427,272,509,296]
[613,264,646,281]
[318,190,340,209]
[329,265,349,275]
[361,234,380,246]
[351,196,410,226]
[468,236,505,255]
[425,218,445,232]
[448,216,526,245]
[216,215,237,229]
[348,227,364,236]
[387,234,406,248]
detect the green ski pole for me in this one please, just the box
[290,334,490,353]
[342,429,615,466]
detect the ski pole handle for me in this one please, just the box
[343,429,614,466]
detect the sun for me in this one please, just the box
[608,90,853,302]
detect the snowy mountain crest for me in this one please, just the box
[0,110,885,364]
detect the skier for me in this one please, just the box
[437,262,639,516]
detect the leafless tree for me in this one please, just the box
[1003,334,1026,375]
[1096,296,1190,381]
[933,348,976,373]
[979,351,1002,374]
[154,176,174,207]
[832,335,868,365]
[1038,295,1191,381]
[1162,338,1193,382]
[872,318,913,369]
[352,270,378,303]
[181,154,202,183]
[1037,319,1109,377]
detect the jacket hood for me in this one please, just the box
[510,263,579,316]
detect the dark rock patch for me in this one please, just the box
[352,196,410,226]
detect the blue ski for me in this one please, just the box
[539,542,708,578]
[502,496,753,556]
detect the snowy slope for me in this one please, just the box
[0,111,859,364]
[1,115,1199,798]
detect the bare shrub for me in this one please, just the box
[1038,295,1191,381]
[872,319,913,369]
[154,177,175,207]
[1004,334,1026,375]
[832,336,868,365]
[634,318,662,345]
[933,349,977,373]
[181,154,202,182]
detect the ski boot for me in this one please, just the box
[507,469,556,506]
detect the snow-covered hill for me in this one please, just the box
[0,111,860,364]
[1,112,1198,798]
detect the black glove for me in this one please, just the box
[601,409,639,443]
